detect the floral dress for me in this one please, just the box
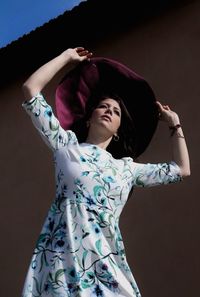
[21,93,183,297]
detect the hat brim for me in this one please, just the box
[55,57,159,158]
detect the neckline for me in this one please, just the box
[80,142,112,157]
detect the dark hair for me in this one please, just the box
[71,90,139,161]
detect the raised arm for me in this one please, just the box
[21,47,92,151]
[156,101,191,177]
[22,47,93,100]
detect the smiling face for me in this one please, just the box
[89,98,121,137]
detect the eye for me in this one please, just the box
[98,104,107,108]
[114,110,120,116]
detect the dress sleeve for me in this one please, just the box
[123,157,184,189]
[22,92,77,151]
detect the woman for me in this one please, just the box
[21,47,190,297]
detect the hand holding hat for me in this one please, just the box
[156,101,180,125]
[60,47,93,71]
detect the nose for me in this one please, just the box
[105,107,112,116]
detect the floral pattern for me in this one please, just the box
[21,93,183,297]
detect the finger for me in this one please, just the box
[156,101,164,110]
[79,50,89,56]
[87,52,93,58]
[82,52,93,62]
[164,105,170,110]
[75,47,85,52]
[156,100,163,107]
[84,53,93,62]
[156,101,162,107]
[81,52,93,61]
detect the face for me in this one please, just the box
[89,98,121,136]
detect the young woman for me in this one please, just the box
[21,47,190,297]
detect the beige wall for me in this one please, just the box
[1,1,199,296]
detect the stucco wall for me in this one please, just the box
[0,1,198,296]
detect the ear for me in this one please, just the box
[114,130,118,136]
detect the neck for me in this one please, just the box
[85,134,112,150]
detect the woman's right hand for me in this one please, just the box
[61,47,93,66]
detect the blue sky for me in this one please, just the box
[0,0,85,49]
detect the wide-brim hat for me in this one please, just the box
[55,57,159,159]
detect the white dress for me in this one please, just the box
[21,93,183,297]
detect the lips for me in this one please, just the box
[101,115,111,122]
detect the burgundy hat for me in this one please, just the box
[55,57,159,159]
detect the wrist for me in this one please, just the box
[169,123,183,137]
[167,115,180,126]
[59,51,73,65]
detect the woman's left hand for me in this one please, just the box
[156,100,180,125]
